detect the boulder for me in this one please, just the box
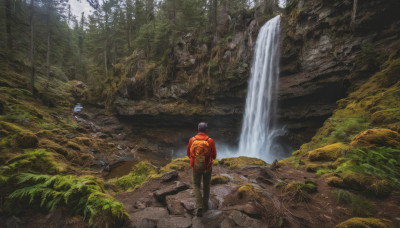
[166,196,185,215]
[153,181,189,204]
[157,216,192,228]
[130,207,169,228]
[231,210,262,228]
[350,129,400,148]
[15,131,38,148]
[161,171,179,182]
[308,143,348,161]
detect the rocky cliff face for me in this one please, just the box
[279,0,400,146]
[106,8,271,147]
[104,0,400,153]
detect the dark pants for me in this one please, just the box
[192,168,212,210]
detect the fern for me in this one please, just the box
[8,173,129,226]
[337,147,400,184]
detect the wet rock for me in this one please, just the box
[203,210,223,220]
[161,171,179,182]
[130,207,169,228]
[139,219,156,228]
[231,210,262,227]
[113,133,127,141]
[157,216,192,228]
[166,196,186,215]
[210,185,235,209]
[153,181,189,204]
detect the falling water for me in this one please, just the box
[238,15,285,163]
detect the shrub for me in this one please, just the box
[8,173,129,226]
[350,196,376,217]
[284,181,317,202]
[331,189,353,205]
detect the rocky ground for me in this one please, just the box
[114,158,400,228]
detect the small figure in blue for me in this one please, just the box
[73,103,83,114]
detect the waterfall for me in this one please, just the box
[238,15,285,163]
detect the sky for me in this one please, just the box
[69,0,93,19]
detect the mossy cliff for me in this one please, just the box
[284,51,400,210]
[279,0,400,146]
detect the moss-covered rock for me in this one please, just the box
[350,129,400,148]
[109,161,158,191]
[326,175,345,188]
[365,179,394,198]
[66,141,82,151]
[74,137,91,146]
[238,184,262,199]
[308,143,348,162]
[39,139,68,156]
[335,217,392,228]
[159,157,191,175]
[219,156,267,169]
[211,175,230,185]
[341,171,372,191]
[14,131,38,148]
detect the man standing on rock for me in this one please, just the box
[187,122,217,217]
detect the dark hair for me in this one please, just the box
[198,122,208,132]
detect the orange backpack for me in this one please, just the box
[190,137,211,172]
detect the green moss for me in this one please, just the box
[308,143,349,162]
[326,175,345,188]
[316,168,335,176]
[1,149,66,175]
[8,173,129,227]
[109,161,158,191]
[74,137,91,146]
[238,184,262,199]
[0,121,25,133]
[335,217,391,228]
[159,157,191,175]
[341,171,372,191]
[211,175,230,185]
[66,141,81,151]
[350,129,400,148]
[39,139,68,156]
[219,156,267,169]
[365,179,393,198]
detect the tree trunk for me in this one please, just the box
[213,0,218,33]
[45,8,51,91]
[104,43,108,77]
[351,0,358,28]
[128,24,131,49]
[5,0,12,50]
[30,0,36,97]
